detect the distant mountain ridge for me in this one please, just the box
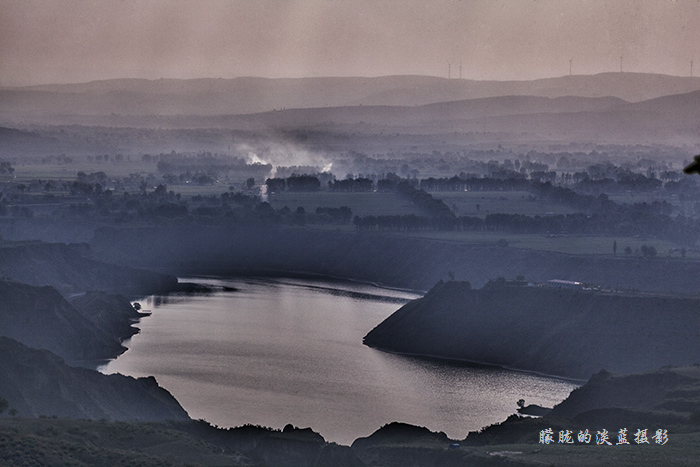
[226,94,627,127]
[2,72,699,118]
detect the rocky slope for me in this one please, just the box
[363,281,700,379]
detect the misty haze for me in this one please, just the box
[2,1,700,466]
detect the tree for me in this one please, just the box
[266,178,287,193]
[246,177,256,190]
[641,244,657,259]
[0,397,8,414]
[517,399,525,409]
[613,240,617,256]
[287,175,321,192]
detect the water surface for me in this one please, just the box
[101,277,578,445]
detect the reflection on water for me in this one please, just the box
[100,277,578,445]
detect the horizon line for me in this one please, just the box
[3,71,700,88]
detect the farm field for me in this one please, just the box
[2,158,697,261]
[309,224,694,259]
[265,190,585,218]
[9,159,157,181]
[386,230,694,258]
[606,192,695,216]
[606,192,676,204]
[430,190,579,217]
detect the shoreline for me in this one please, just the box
[149,266,429,296]
[363,344,588,385]
[100,275,575,445]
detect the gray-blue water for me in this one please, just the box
[100,277,578,445]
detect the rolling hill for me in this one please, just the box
[2,72,698,119]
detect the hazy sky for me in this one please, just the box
[1,0,699,86]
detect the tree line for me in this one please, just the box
[352,205,700,246]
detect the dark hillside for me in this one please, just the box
[0,417,368,467]
[3,369,700,465]
[363,281,700,379]
[91,225,700,295]
[0,281,126,363]
[68,291,144,345]
[0,241,177,296]
[466,366,700,456]
[0,126,57,145]
[0,337,188,421]
[549,367,700,422]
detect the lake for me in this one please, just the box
[100,277,579,445]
